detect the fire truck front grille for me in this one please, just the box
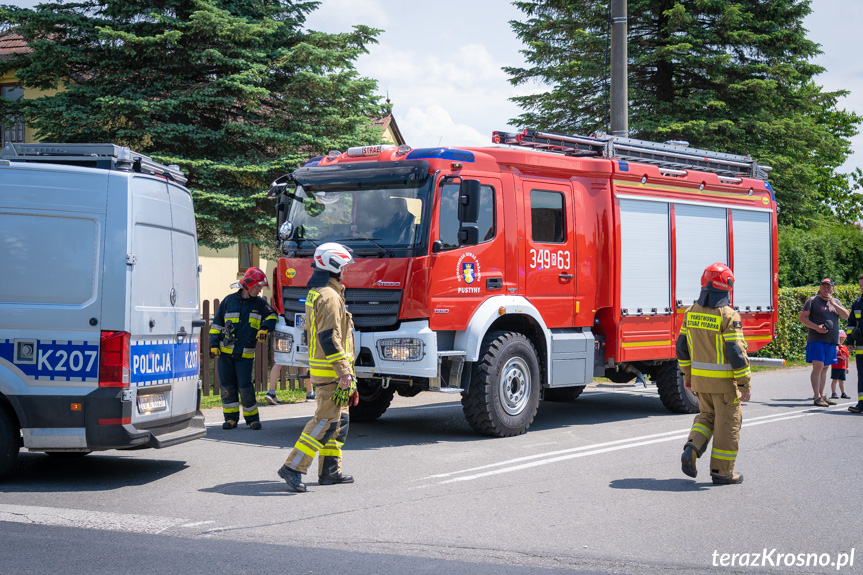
[281,286,403,329]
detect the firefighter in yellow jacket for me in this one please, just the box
[278,243,358,493]
[676,262,751,485]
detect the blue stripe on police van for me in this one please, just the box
[130,339,200,386]
[0,338,99,382]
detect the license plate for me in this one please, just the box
[295,313,306,329]
[137,392,168,413]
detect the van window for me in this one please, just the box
[439,183,495,248]
[530,190,565,243]
[0,213,98,305]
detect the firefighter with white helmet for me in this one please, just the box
[676,262,751,485]
[278,243,358,492]
[209,267,277,430]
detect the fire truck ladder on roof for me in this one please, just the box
[0,142,187,185]
[492,129,771,180]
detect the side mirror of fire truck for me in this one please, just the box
[458,179,481,223]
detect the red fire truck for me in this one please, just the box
[269,129,777,437]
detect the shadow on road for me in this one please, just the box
[608,477,710,492]
[201,388,678,452]
[200,480,296,497]
[1,454,188,492]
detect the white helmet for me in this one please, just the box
[313,242,354,274]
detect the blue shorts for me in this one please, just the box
[806,341,837,365]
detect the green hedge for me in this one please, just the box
[755,284,859,361]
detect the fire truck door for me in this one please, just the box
[521,181,576,327]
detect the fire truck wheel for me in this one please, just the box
[0,402,21,480]
[462,331,541,437]
[543,386,586,402]
[653,360,699,414]
[349,378,396,422]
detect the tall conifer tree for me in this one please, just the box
[0,0,385,247]
[506,0,861,227]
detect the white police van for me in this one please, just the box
[0,143,206,479]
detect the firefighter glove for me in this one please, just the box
[349,390,359,407]
[210,347,221,358]
[256,329,268,342]
[333,386,351,408]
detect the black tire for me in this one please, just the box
[653,360,699,414]
[462,331,541,437]
[543,386,586,402]
[349,378,396,422]
[0,403,20,481]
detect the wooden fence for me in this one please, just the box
[199,299,304,397]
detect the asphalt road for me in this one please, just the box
[1,366,861,574]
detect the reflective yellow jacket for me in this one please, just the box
[306,278,355,384]
[676,302,751,393]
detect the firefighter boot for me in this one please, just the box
[681,442,699,478]
[319,456,354,485]
[848,401,863,413]
[222,420,237,430]
[277,465,307,493]
[711,472,744,485]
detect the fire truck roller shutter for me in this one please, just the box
[674,204,728,308]
[619,199,670,313]
[731,210,772,311]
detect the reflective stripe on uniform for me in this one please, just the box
[223,402,240,415]
[711,447,737,460]
[733,366,751,378]
[691,361,734,378]
[242,347,256,359]
[320,438,343,457]
[224,312,240,323]
[692,423,712,440]
[242,406,259,417]
[678,359,691,368]
[290,419,331,469]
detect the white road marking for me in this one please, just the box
[180,520,216,528]
[0,503,186,534]
[426,403,854,484]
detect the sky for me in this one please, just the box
[7,0,862,173]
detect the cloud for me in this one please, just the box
[399,105,488,148]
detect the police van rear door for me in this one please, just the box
[127,176,200,425]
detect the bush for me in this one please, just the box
[778,224,863,287]
[756,284,859,361]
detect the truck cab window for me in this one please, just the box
[440,183,495,248]
[530,190,564,243]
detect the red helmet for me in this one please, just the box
[701,262,734,291]
[239,267,268,290]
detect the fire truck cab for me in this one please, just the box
[270,130,777,437]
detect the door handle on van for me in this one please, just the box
[559,273,574,280]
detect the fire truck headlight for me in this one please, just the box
[273,331,293,353]
[377,338,424,362]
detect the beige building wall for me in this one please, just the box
[198,245,278,312]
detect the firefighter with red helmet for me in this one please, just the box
[209,267,277,430]
[676,262,751,485]
[278,243,358,492]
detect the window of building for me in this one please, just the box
[439,183,495,248]
[530,190,565,243]
[238,242,259,273]
[1,85,24,144]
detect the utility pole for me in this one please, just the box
[610,0,628,136]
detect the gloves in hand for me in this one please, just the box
[210,347,221,358]
[333,376,357,408]
[349,390,359,407]
[333,386,351,408]
[256,329,268,342]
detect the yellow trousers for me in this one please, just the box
[283,382,349,476]
[687,390,742,476]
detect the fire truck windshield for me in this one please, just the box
[285,185,429,252]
